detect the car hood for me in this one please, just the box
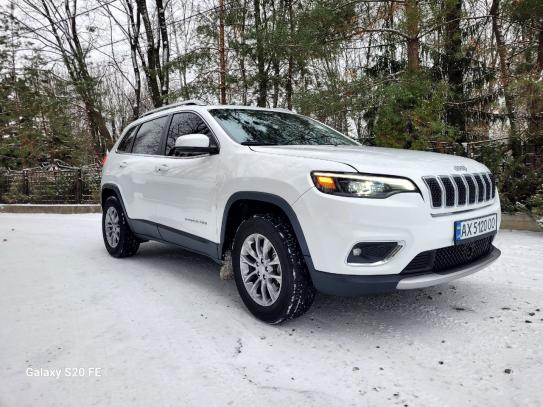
[249,145,488,176]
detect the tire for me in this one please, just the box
[232,214,316,324]
[102,196,140,258]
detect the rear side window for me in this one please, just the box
[117,126,137,152]
[132,116,169,155]
[165,112,215,156]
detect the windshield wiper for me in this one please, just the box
[240,141,279,146]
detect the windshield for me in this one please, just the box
[209,109,358,146]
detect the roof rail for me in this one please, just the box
[140,100,206,118]
[273,107,293,113]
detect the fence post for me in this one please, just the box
[75,169,82,204]
[22,170,29,196]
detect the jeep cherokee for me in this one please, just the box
[101,100,501,323]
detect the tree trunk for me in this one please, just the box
[218,0,227,104]
[405,0,420,71]
[444,0,466,141]
[285,0,294,110]
[490,0,519,155]
[537,27,543,72]
[125,0,142,119]
[272,58,280,108]
[136,0,162,107]
[527,27,543,147]
[170,0,184,99]
[240,2,248,105]
[254,0,267,107]
[156,0,170,104]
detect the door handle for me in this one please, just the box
[156,164,170,173]
[119,161,128,168]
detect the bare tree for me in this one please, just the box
[18,0,111,156]
[135,0,170,107]
[98,0,143,119]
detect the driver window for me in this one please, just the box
[165,112,215,156]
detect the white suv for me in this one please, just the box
[101,101,501,323]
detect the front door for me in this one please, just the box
[151,112,221,244]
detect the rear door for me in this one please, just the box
[151,111,221,244]
[119,114,169,222]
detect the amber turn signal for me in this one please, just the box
[315,175,336,191]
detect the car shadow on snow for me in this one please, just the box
[129,242,497,331]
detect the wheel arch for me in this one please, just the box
[220,192,312,264]
[101,183,128,215]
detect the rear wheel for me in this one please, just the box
[102,196,140,258]
[232,214,315,323]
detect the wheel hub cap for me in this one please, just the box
[240,233,282,306]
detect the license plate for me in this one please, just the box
[454,213,498,244]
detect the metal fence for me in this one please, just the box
[0,164,101,204]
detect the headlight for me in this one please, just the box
[311,172,419,198]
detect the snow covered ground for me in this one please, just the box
[1,213,542,407]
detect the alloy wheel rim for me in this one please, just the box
[105,206,121,248]
[240,233,282,306]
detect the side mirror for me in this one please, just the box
[174,134,219,155]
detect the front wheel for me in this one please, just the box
[232,214,315,323]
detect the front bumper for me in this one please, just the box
[292,186,502,295]
[309,247,501,296]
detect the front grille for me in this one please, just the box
[423,172,495,209]
[402,236,495,275]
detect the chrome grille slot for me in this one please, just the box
[464,175,477,204]
[423,172,495,210]
[452,175,467,206]
[423,177,443,208]
[489,173,496,198]
[482,173,492,201]
[439,176,456,207]
[473,174,485,203]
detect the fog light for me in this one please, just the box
[347,242,401,264]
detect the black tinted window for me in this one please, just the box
[132,116,168,155]
[166,112,214,156]
[117,126,137,152]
